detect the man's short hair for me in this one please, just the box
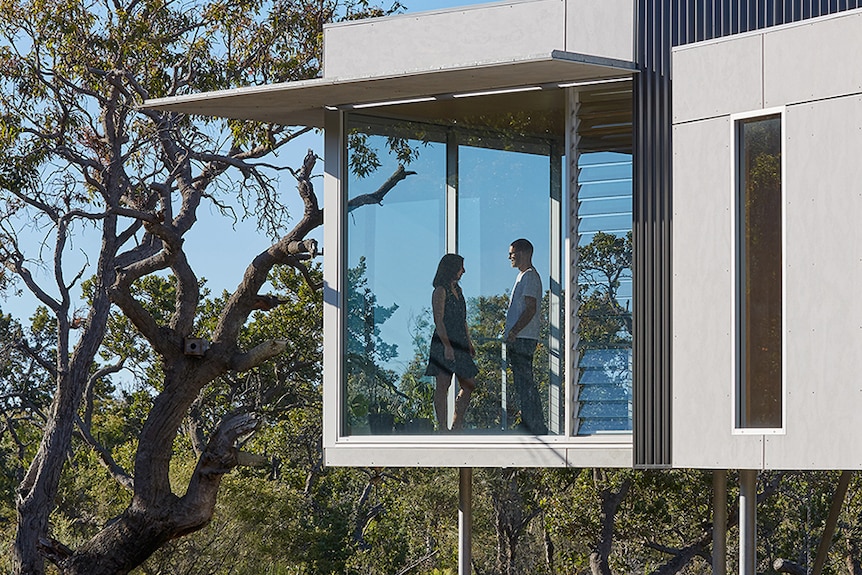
[510,238,533,256]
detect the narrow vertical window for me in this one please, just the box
[737,113,782,429]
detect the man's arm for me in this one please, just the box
[506,295,537,342]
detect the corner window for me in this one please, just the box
[342,108,564,437]
[735,111,783,430]
[338,83,634,439]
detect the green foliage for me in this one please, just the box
[0,4,858,574]
[345,257,403,428]
[578,231,632,347]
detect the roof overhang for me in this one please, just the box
[142,50,637,126]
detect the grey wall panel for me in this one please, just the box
[672,17,862,469]
[672,35,763,123]
[763,95,862,469]
[324,0,637,81]
[325,1,565,79]
[324,444,633,468]
[671,117,764,468]
[763,10,862,107]
[633,0,862,467]
[566,0,637,62]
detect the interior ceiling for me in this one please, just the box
[364,82,634,154]
[366,89,566,140]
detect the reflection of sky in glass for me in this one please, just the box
[459,145,551,303]
[346,135,561,370]
[347,134,446,371]
[344,94,635,435]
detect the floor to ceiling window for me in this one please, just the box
[572,84,634,435]
[342,83,633,438]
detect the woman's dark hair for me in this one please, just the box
[432,253,464,288]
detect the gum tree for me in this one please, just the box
[0,0,401,572]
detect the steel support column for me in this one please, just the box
[459,468,472,575]
[739,469,757,575]
[713,470,727,575]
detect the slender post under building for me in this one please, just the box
[712,470,727,575]
[739,470,757,575]
[459,468,472,575]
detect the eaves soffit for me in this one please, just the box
[141,51,636,127]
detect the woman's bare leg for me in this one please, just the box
[451,376,475,430]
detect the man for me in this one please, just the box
[504,238,548,435]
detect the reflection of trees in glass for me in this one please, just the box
[344,120,429,433]
[399,292,558,433]
[347,118,433,181]
[394,312,437,429]
[578,231,633,346]
[345,257,401,430]
[466,294,509,429]
[576,231,633,433]
[740,116,782,427]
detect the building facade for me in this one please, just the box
[146,0,862,471]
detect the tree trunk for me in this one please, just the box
[57,412,256,574]
[543,516,555,574]
[60,506,178,575]
[13,360,109,573]
[590,475,631,575]
[649,544,708,575]
[846,537,862,575]
[13,496,51,575]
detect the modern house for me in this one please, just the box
[145,0,862,572]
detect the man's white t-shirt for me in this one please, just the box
[505,267,542,340]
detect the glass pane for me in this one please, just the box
[738,114,782,428]
[342,87,569,438]
[344,116,446,436]
[458,142,560,435]
[574,84,634,436]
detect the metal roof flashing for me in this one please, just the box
[140,51,636,126]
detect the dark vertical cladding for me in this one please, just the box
[673,0,862,44]
[633,0,673,468]
[633,0,862,468]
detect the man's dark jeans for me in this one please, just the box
[508,338,548,435]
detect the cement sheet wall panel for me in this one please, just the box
[566,0,635,63]
[324,1,567,80]
[672,35,763,124]
[764,95,862,469]
[671,117,764,469]
[323,444,633,468]
[763,11,862,107]
[324,0,635,81]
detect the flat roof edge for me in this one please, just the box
[140,76,330,111]
[141,50,637,114]
[550,49,637,72]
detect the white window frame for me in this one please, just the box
[321,90,636,468]
[730,106,787,436]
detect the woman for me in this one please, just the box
[425,253,478,431]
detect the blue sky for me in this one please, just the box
[0,0,497,324]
